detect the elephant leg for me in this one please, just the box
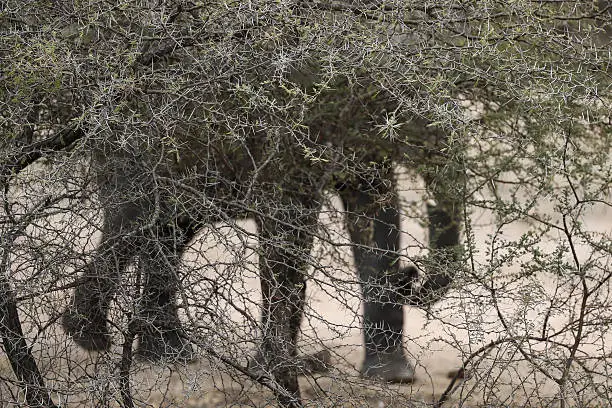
[253,201,318,407]
[62,163,153,351]
[412,169,462,305]
[136,217,199,363]
[339,173,417,383]
[62,209,142,351]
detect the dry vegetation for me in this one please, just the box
[1,1,610,407]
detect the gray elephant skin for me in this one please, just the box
[61,78,462,405]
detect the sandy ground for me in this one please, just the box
[1,167,611,407]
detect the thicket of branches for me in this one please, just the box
[1,1,610,407]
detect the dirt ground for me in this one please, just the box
[1,169,610,407]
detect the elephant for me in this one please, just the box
[60,75,463,405]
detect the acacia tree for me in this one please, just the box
[0,1,610,407]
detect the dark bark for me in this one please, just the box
[1,126,84,182]
[0,123,84,408]
[0,276,58,407]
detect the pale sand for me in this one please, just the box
[1,167,610,407]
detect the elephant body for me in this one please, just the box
[62,76,463,405]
